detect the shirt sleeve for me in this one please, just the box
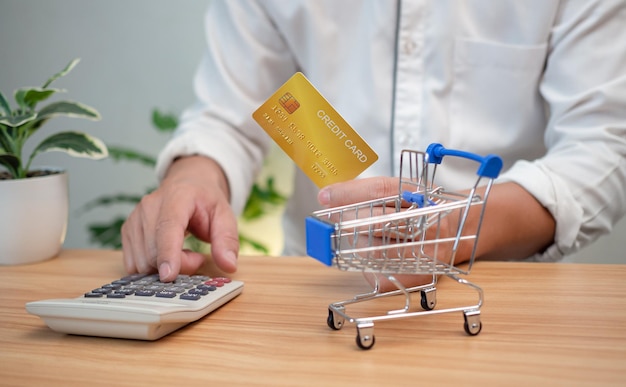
[498,0,626,261]
[155,0,298,216]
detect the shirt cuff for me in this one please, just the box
[155,128,257,217]
[497,160,584,262]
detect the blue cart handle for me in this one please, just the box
[425,143,503,178]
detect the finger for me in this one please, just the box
[121,207,149,274]
[178,250,210,275]
[121,215,138,274]
[154,202,191,282]
[318,177,399,208]
[206,203,239,273]
[134,198,160,274]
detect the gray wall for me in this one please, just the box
[1,0,623,263]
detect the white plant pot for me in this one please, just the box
[0,169,68,265]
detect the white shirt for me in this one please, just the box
[156,0,626,261]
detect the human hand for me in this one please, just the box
[121,156,239,282]
[318,177,557,293]
[318,177,441,291]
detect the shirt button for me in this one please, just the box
[403,39,417,55]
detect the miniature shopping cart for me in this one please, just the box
[305,143,503,349]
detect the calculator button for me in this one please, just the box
[180,293,202,301]
[197,284,217,292]
[155,291,177,298]
[120,274,147,281]
[83,274,235,302]
[166,286,187,293]
[124,284,142,291]
[91,288,113,294]
[144,285,165,291]
[188,288,209,296]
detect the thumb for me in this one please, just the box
[318,177,398,207]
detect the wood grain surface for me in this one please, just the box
[1,250,625,386]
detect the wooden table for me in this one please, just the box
[1,250,625,386]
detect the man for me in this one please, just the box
[122,0,626,284]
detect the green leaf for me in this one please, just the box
[151,109,178,132]
[0,128,12,153]
[87,217,124,249]
[107,146,156,167]
[26,101,101,139]
[14,88,27,110]
[80,193,145,212]
[42,58,80,89]
[12,87,61,111]
[20,87,62,109]
[257,177,287,204]
[241,177,288,220]
[0,112,36,128]
[0,91,11,115]
[30,131,108,163]
[239,233,270,254]
[242,194,265,220]
[37,100,100,121]
[183,235,209,253]
[0,153,20,178]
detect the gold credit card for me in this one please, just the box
[252,72,378,188]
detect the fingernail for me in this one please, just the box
[159,262,172,280]
[318,188,330,206]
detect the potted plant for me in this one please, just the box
[0,58,108,265]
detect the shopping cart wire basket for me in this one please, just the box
[305,143,503,349]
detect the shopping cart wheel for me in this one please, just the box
[420,288,437,310]
[463,310,482,336]
[327,308,344,330]
[356,322,375,350]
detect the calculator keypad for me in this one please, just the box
[84,274,233,301]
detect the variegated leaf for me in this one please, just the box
[37,101,100,121]
[42,58,80,89]
[17,87,62,109]
[0,91,10,115]
[0,112,37,128]
[30,131,108,161]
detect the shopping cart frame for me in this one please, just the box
[305,143,502,349]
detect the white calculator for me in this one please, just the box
[26,273,244,340]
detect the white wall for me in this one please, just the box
[1,0,624,263]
